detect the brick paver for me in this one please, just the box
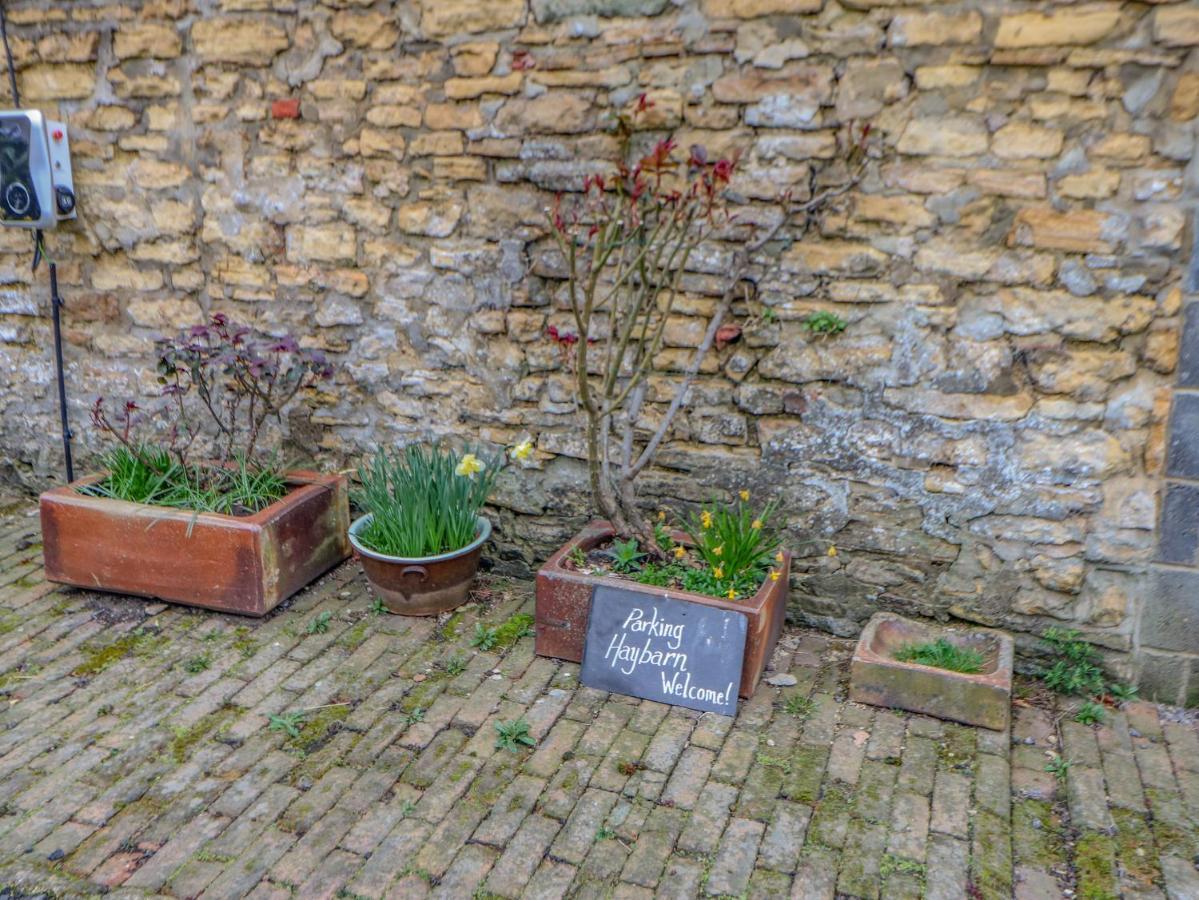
[0,504,1197,899]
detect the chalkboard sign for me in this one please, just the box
[579,584,747,716]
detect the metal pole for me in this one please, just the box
[2,1,73,483]
[49,260,73,482]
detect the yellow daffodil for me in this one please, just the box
[455,453,485,479]
[713,564,724,579]
[713,545,723,557]
[657,510,666,522]
[726,587,737,600]
[701,510,713,529]
[827,545,838,557]
[739,489,750,502]
[775,550,784,564]
[510,440,533,461]
[673,546,686,559]
[752,519,763,530]
[770,570,780,582]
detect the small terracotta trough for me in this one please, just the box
[849,612,1013,731]
[535,520,791,699]
[40,470,350,616]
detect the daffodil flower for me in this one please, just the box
[657,510,666,522]
[739,489,750,501]
[770,570,780,582]
[775,550,784,564]
[713,545,723,557]
[751,519,763,530]
[827,545,838,557]
[713,564,723,579]
[726,587,737,600]
[701,510,713,529]
[456,453,484,479]
[510,440,533,461]
[673,546,686,559]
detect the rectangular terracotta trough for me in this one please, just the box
[40,470,350,616]
[849,611,1013,731]
[535,520,791,698]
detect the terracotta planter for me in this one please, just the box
[40,470,350,616]
[348,514,489,616]
[535,520,791,698]
[849,612,1013,731]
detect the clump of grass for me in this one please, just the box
[184,654,211,674]
[306,611,332,635]
[1041,628,1106,697]
[1045,755,1071,779]
[1038,628,1136,725]
[894,638,985,674]
[782,693,815,719]
[84,446,286,516]
[1074,700,1107,726]
[1108,682,1138,703]
[802,310,848,336]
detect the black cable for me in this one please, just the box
[49,261,72,480]
[0,0,73,482]
[0,0,19,108]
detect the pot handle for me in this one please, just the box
[400,565,428,581]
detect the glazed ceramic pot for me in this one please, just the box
[348,513,490,616]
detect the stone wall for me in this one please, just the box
[0,0,1196,696]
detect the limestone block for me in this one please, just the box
[889,11,982,47]
[114,23,182,59]
[20,63,95,100]
[419,0,525,37]
[898,117,988,157]
[992,123,1064,159]
[1008,208,1120,254]
[1153,6,1199,48]
[192,17,289,64]
[703,0,822,15]
[995,4,1122,49]
[286,224,357,264]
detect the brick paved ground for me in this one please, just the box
[1,502,1198,899]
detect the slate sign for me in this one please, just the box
[579,584,747,716]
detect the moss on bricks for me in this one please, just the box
[439,610,466,641]
[289,704,351,755]
[399,682,440,714]
[73,628,163,677]
[230,626,258,659]
[1012,800,1066,868]
[781,745,827,804]
[169,706,238,763]
[807,782,852,848]
[1074,831,1118,900]
[336,618,372,650]
[971,810,1012,898]
[491,612,534,650]
[1110,808,1161,890]
[937,724,977,775]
